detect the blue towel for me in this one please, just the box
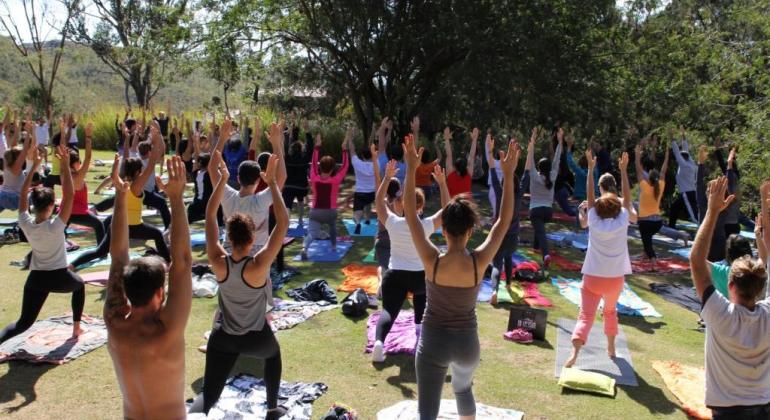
[287,219,307,238]
[292,240,353,262]
[552,276,662,317]
[671,247,692,260]
[477,278,495,302]
[343,218,378,237]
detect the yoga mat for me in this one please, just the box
[66,224,93,235]
[0,315,107,364]
[521,281,553,307]
[555,318,638,386]
[631,257,689,274]
[650,283,700,313]
[496,281,525,304]
[268,299,337,332]
[651,360,711,420]
[292,239,353,262]
[363,246,376,263]
[477,277,495,302]
[366,310,417,356]
[552,276,661,317]
[189,374,327,420]
[670,247,692,260]
[0,217,17,225]
[628,227,688,248]
[67,247,141,268]
[343,218,378,236]
[81,270,110,287]
[520,248,582,271]
[377,399,524,420]
[339,264,379,295]
[287,219,307,237]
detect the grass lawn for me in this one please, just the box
[0,150,705,419]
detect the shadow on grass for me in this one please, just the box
[621,372,679,416]
[373,354,417,399]
[0,361,57,414]
[619,316,667,335]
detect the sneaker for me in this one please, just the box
[354,223,362,235]
[504,328,533,344]
[65,239,80,252]
[300,250,308,261]
[372,340,385,362]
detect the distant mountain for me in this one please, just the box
[0,36,227,112]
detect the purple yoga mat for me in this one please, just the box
[365,310,417,356]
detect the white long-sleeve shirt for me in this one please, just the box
[672,139,697,193]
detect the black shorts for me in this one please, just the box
[353,192,376,211]
[282,186,308,209]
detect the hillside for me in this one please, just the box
[0,36,228,113]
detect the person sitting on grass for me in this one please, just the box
[0,142,85,342]
[188,153,288,418]
[565,151,637,368]
[443,125,478,198]
[103,155,192,419]
[346,126,376,235]
[301,132,349,260]
[403,134,519,419]
[690,176,770,420]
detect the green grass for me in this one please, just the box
[0,150,704,419]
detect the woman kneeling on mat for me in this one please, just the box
[565,150,637,367]
[403,135,520,419]
[189,152,288,418]
[370,148,449,364]
[1,142,85,342]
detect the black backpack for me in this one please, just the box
[341,288,369,317]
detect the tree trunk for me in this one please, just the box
[223,84,230,115]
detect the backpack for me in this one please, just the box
[341,288,369,317]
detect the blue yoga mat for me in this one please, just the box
[292,240,353,262]
[67,247,141,269]
[287,219,307,238]
[670,247,691,260]
[477,278,495,302]
[343,218,378,237]
[551,276,662,318]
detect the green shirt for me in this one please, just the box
[711,262,730,297]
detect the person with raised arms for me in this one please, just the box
[67,122,106,244]
[403,134,519,419]
[188,153,288,418]
[634,140,669,265]
[346,126,376,235]
[443,125,478,198]
[103,154,191,419]
[525,126,562,269]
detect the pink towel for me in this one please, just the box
[631,257,689,274]
[521,281,553,307]
[365,310,417,355]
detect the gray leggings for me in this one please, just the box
[303,208,338,249]
[416,325,480,419]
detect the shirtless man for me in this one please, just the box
[104,153,192,419]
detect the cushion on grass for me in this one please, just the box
[557,367,616,397]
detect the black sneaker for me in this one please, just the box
[354,223,362,235]
[364,219,371,225]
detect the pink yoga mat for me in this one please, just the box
[631,258,689,274]
[81,271,110,287]
[521,281,553,307]
[365,310,417,356]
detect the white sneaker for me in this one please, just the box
[372,340,385,363]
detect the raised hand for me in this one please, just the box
[259,154,279,185]
[706,176,735,214]
[499,140,521,176]
[410,116,420,136]
[314,133,322,147]
[585,149,596,170]
[220,116,233,141]
[402,134,423,168]
[157,156,187,200]
[760,181,770,202]
[84,121,93,138]
[557,127,564,143]
[529,127,538,144]
[565,134,575,149]
[727,147,736,168]
[485,134,494,154]
[111,154,128,193]
[369,143,378,162]
[443,126,452,142]
[431,164,446,185]
[384,159,399,179]
[755,214,763,239]
[344,126,355,149]
[470,127,479,143]
[634,143,643,157]
[698,145,708,165]
[618,152,629,172]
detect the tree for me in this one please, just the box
[0,0,79,119]
[203,35,240,114]
[64,0,197,107]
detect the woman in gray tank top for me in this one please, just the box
[402,136,521,420]
[0,124,33,212]
[188,151,289,419]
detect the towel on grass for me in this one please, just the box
[67,247,141,268]
[650,283,700,313]
[670,247,692,260]
[519,248,582,271]
[552,277,661,317]
[0,315,107,364]
[363,246,377,263]
[521,281,553,307]
[270,266,301,290]
[366,310,417,356]
[377,399,524,420]
[547,231,588,251]
[339,264,379,295]
[81,270,109,287]
[631,257,690,274]
[287,219,307,237]
[269,299,336,332]
[651,360,711,420]
[189,374,327,420]
[292,239,353,262]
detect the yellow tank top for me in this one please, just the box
[639,179,665,218]
[126,189,144,226]
[50,151,60,176]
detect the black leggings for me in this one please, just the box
[376,269,427,342]
[187,199,223,226]
[143,190,171,229]
[94,196,114,213]
[0,268,84,343]
[492,233,518,290]
[724,223,741,237]
[198,324,282,413]
[668,191,698,228]
[70,215,170,269]
[638,219,663,259]
[69,213,106,244]
[530,206,553,260]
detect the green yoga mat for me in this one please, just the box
[363,247,376,263]
[497,281,525,304]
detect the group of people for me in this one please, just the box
[0,106,769,419]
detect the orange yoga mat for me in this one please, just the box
[339,264,380,295]
[651,360,711,420]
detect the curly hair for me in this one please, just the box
[227,212,256,249]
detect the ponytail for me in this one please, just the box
[537,158,553,190]
[649,169,661,200]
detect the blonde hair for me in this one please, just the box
[729,256,768,301]
[594,194,622,219]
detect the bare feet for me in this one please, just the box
[565,339,583,368]
[607,335,616,359]
[490,292,498,306]
[71,322,83,339]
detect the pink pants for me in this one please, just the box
[571,274,625,344]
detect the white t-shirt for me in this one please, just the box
[142,158,156,192]
[221,185,273,254]
[581,206,632,277]
[69,127,78,145]
[35,123,49,146]
[385,213,436,271]
[702,288,770,407]
[18,212,68,271]
[0,131,7,155]
[351,156,375,193]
